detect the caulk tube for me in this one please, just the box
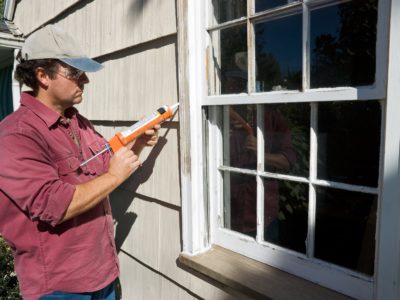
[108,103,178,152]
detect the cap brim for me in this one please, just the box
[60,57,104,72]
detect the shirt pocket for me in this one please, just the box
[56,155,81,177]
[85,141,108,175]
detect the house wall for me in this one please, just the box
[12,1,236,299]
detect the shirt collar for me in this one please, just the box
[20,92,78,128]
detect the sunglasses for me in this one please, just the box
[56,66,85,81]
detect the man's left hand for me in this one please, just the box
[132,124,160,155]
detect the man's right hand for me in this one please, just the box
[107,145,141,185]
[59,144,141,224]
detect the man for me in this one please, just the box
[0,24,159,299]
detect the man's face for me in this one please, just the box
[47,64,89,109]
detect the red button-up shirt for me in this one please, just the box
[0,93,119,300]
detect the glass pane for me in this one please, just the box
[255,13,302,92]
[317,101,381,187]
[211,0,246,24]
[256,0,290,12]
[263,103,310,177]
[264,178,308,253]
[211,25,248,95]
[310,0,378,88]
[223,105,257,170]
[315,187,376,275]
[224,172,257,238]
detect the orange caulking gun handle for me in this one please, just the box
[108,135,124,153]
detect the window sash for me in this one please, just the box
[208,103,379,299]
[205,0,386,104]
[181,0,397,299]
[205,0,387,298]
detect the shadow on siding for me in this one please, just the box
[110,135,168,252]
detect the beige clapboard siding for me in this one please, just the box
[14,0,176,59]
[78,36,178,121]
[12,0,78,34]
[118,250,163,299]
[115,195,238,300]
[56,0,177,58]
[119,250,227,300]
[112,189,180,269]
[160,277,198,300]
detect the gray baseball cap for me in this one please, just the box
[20,24,103,72]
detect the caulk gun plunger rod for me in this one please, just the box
[79,147,109,167]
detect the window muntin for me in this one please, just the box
[206,0,381,297]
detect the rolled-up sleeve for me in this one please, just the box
[0,130,75,227]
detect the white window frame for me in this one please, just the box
[181,0,400,299]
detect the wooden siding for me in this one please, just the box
[12,0,78,34]
[79,36,178,121]
[14,0,176,59]
[115,193,237,299]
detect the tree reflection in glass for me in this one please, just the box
[216,25,248,94]
[256,0,291,12]
[317,101,381,187]
[255,13,302,92]
[211,0,246,24]
[310,0,378,88]
[315,187,377,275]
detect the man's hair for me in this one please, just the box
[14,59,60,91]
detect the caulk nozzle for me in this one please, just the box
[170,103,179,112]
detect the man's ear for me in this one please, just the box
[35,67,51,88]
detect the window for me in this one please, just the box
[202,0,385,298]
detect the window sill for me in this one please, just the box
[179,245,352,300]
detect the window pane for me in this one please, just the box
[315,187,376,275]
[255,0,291,12]
[264,178,308,253]
[223,105,257,169]
[263,103,309,177]
[310,0,378,88]
[317,101,381,187]
[255,13,302,92]
[224,172,257,238]
[211,25,248,95]
[211,0,246,24]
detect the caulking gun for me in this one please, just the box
[80,103,179,167]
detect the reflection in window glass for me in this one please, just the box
[315,187,376,275]
[263,104,309,177]
[211,0,246,24]
[223,105,257,170]
[264,178,308,253]
[310,0,377,88]
[224,172,257,238]
[255,13,302,92]
[317,101,381,187]
[256,0,290,12]
[212,25,248,94]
